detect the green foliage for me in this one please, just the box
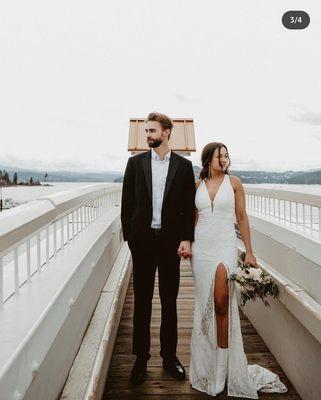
[0,170,41,186]
[3,172,10,183]
[229,252,279,308]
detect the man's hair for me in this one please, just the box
[145,112,173,139]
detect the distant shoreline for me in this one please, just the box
[0,183,53,187]
[2,163,320,184]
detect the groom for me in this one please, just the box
[121,112,195,384]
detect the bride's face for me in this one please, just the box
[210,147,229,173]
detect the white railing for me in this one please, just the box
[245,187,321,239]
[0,184,122,307]
[2,184,319,308]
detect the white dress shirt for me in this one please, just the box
[151,148,171,229]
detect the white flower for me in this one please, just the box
[236,267,250,279]
[235,281,242,289]
[248,267,262,281]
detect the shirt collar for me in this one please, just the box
[151,148,171,161]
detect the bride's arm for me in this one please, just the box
[194,179,201,226]
[232,176,257,267]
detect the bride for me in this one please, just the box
[187,142,288,398]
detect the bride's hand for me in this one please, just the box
[244,253,258,268]
[178,241,192,259]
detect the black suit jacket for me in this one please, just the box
[121,150,195,243]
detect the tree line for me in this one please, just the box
[0,170,48,186]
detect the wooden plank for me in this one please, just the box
[128,119,196,152]
[103,260,301,399]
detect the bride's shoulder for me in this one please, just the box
[195,178,202,190]
[229,175,243,190]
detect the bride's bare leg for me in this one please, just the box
[214,263,229,348]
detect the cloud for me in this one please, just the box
[308,132,321,141]
[175,94,199,104]
[49,116,109,130]
[289,105,321,126]
[0,152,126,173]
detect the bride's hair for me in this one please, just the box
[199,142,230,180]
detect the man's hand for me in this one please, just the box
[177,240,192,259]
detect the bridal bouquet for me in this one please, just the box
[229,252,279,308]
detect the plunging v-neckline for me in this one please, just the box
[204,175,226,212]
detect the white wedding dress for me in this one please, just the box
[189,176,288,398]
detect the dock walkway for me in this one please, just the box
[103,260,300,399]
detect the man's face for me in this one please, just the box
[145,120,168,148]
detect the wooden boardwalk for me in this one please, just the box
[103,260,301,399]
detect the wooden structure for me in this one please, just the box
[103,259,300,399]
[128,118,196,155]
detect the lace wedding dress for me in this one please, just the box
[189,176,288,398]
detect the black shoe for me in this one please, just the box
[162,357,186,380]
[130,357,147,385]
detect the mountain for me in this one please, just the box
[1,164,321,184]
[0,165,122,183]
[193,167,321,184]
[287,169,321,184]
[230,169,321,184]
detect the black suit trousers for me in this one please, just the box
[128,230,181,361]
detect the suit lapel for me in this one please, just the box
[163,152,180,201]
[142,150,152,201]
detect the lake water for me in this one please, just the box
[0,182,117,204]
[1,182,321,210]
[247,183,321,196]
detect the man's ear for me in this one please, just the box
[163,128,170,138]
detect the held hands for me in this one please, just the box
[244,253,258,268]
[177,240,192,259]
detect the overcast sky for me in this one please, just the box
[1,1,320,173]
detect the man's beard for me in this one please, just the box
[147,138,162,148]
